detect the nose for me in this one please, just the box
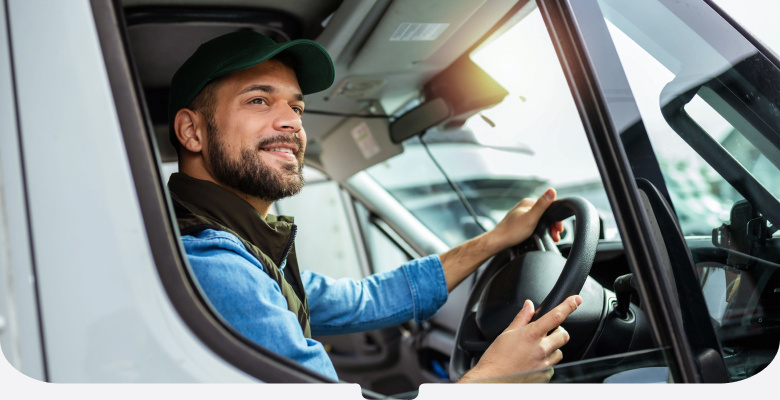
[273,101,303,133]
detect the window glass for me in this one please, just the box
[366,137,480,247]
[598,18,736,235]
[711,0,780,54]
[600,0,780,236]
[597,0,780,381]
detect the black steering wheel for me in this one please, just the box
[449,196,604,381]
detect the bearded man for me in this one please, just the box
[167,30,580,383]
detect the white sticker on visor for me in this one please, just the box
[351,122,381,160]
[390,23,449,41]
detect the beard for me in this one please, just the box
[206,117,305,202]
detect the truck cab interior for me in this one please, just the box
[4,0,773,396]
[115,0,780,391]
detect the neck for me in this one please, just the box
[226,185,273,217]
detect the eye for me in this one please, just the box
[292,106,304,116]
[249,97,268,105]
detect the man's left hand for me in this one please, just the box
[488,188,564,251]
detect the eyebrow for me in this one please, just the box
[238,84,305,102]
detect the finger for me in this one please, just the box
[545,326,571,351]
[548,349,563,366]
[518,369,553,384]
[506,299,535,330]
[507,197,536,215]
[532,295,582,335]
[550,221,564,242]
[527,188,556,221]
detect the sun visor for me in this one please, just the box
[424,54,508,128]
[319,117,402,182]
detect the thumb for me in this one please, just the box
[525,188,556,223]
[507,299,535,330]
[530,188,556,215]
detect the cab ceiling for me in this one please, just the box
[122,0,341,38]
[122,0,521,162]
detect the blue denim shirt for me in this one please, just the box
[181,229,448,381]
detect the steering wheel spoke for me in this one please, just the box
[460,340,491,353]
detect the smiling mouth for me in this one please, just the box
[257,135,303,159]
[263,147,295,155]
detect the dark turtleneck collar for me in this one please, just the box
[167,172,295,265]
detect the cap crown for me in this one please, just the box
[167,31,334,149]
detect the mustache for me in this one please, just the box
[256,134,304,153]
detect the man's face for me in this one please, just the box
[204,60,307,202]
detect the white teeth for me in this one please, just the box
[265,148,293,154]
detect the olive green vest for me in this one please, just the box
[168,173,311,338]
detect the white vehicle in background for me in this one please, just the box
[2,0,780,398]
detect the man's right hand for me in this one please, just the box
[457,295,583,383]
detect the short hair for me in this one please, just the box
[186,77,222,123]
[169,77,219,156]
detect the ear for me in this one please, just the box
[174,108,206,153]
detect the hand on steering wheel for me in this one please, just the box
[490,189,565,250]
[459,295,583,383]
[450,196,601,382]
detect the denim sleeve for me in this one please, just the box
[305,255,449,336]
[180,229,338,381]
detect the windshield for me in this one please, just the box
[363,5,614,248]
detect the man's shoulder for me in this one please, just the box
[181,228,268,274]
[180,228,252,256]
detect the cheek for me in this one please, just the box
[218,118,256,149]
[298,128,307,147]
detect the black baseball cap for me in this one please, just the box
[168,30,335,150]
